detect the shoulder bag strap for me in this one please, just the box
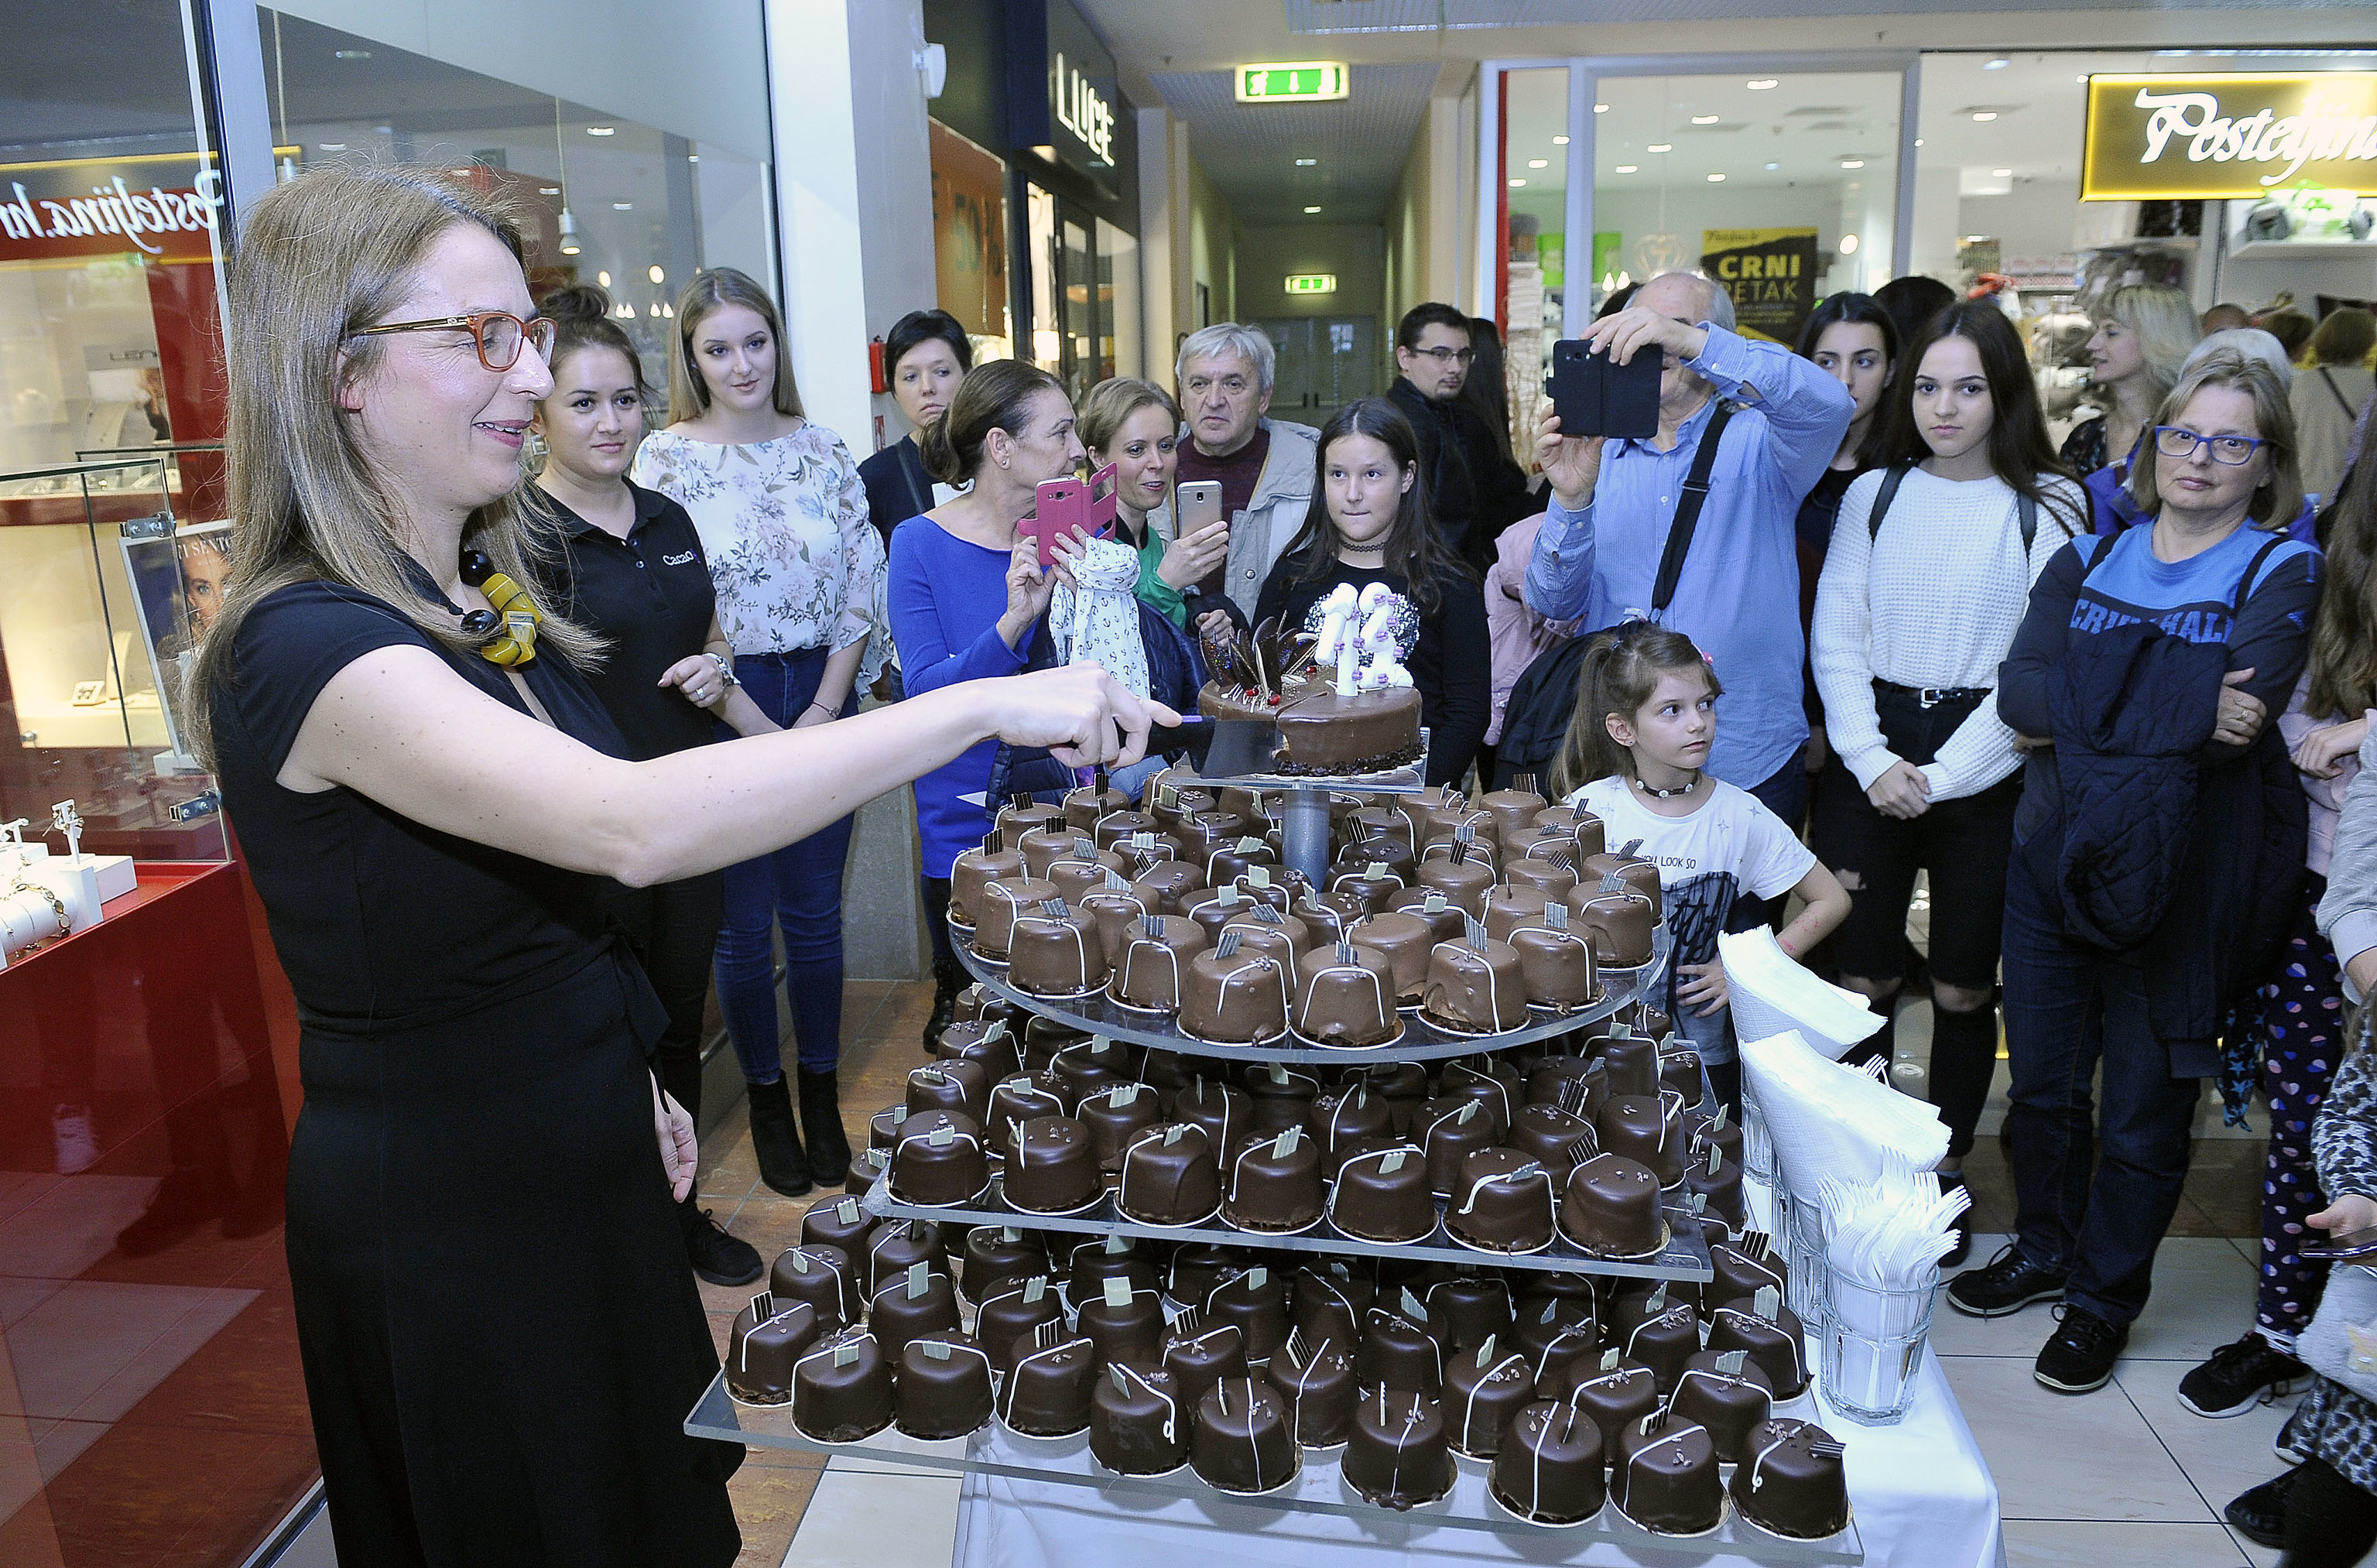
[2232,532,2293,619]
[1649,400,1738,615]
[2324,368,2358,419]
[1865,461,1915,543]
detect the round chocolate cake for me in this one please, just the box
[1576,888,1658,967]
[1116,1122,1222,1225]
[1358,1302,1448,1395]
[868,1267,962,1366]
[1290,1262,1373,1348]
[1306,1084,1393,1171]
[1167,1077,1249,1152]
[1568,1357,1660,1449]
[1223,1128,1324,1233]
[1669,1349,1777,1462]
[1443,1340,1536,1457]
[1077,1283,1167,1368]
[1506,1103,1599,1179]
[1001,1114,1101,1214]
[1621,1302,1704,1394]
[889,1110,989,1206]
[1413,849,1495,918]
[1269,1333,1360,1446]
[1611,1417,1725,1535]
[971,876,1060,960]
[1291,943,1403,1047]
[1598,1094,1686,1186]
[1162,1323,1250,1408]
[769,1243,861,1327]
[1710,1241,1789,1306]
[947,840,1023,929]
[1197,677,1423,776]
[726,1292,820,1405]
[1444,1147,1559,1253]
[1327,1142,1437,1243]
[1558,1152,1668,1258]
[1090,1361,1191,1475]
[1348,911,1433,1003]
[1490,1400,1607,1525]
[1344,1388,1454,1509]
[789,1327,895,1443]
[1077,1084,1161,1172]
[1482,886,1551,943]
[1130,860,1206,915]
[1731,1418,1851,1539]
[801,1197,880,1280]
[896,1330,995,1440]
[936,1018,1023,1084]
[1580,852,1663,915]
[1427,1274,1514,1350]
[1502,857,1580,902]
[1707,1296,1810,1399]
[1598,1035,1661,1098]
[1000,1331,1098,1436]
[1420,937,1529,1034]
[1190,1376,1300,1494]
[1202,1264,1292,1363]
[974,1279,1065,1373]
[1510,926,1600,1012]
[1007,909,1109,998]
[1177,947,1293,1046]
[1418,1097,1502,1197]
[1110,915,1208,1012]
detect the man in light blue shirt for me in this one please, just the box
[1526,272,1855,821]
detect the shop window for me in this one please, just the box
[1497,67,1568,463]
[930,121,1013,362]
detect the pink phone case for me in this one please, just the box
[1028,464,1121,567]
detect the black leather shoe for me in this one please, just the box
[678,1197,762,1286]
[2223,1465,2302,1549]
[2035,1303,2128,1394]
[1946,1244,2067,1318]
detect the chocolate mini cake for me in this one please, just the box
[1708,1295,1810,1400]
[1481,886,1550,943]
[1347,911,1433,1003]
[1077,1084,1160,1172]
[1732,1419,1851,1539]
[1359,1299,1449,1395]
[790,1327,895,1443]
[1290,1262,1374,1347]
[1109,915,1208,1012]
[1533,804,1607,855]
[1506,1103,1598,1179]
[1418,1098,1502,1197]
[1558,1153,1668,1258]
[1063,780,1129,832]
[868,1265,962,1365]
[1480,782,1549,844]
[1413,848,1495,917]
[1203,1264,1292,1363]
[1078,886,1153,967]
[1117,1123,1221,1225]
[1046,845,1132,908]
[1269,1330,1360,1446]
[1611,1279,1703,1337]
[1689,1143,1748,1231]
[866,1220,946,1295]
[1172,808,1253,858]
[1427,1274,1513,1350]
[802,1197,879,1282]
[1095,810,1163,850]
[1512,926,1600,1013]
[1242,1060,1323,1133]
[948,839,1024,929]
[973,876,1061,960]
[1422,936,1529,1033]
[1201,836,1279,888]
[1576,888,1658,967]
[1001,1114,1101,1214]
[1445,1148,1558,1253]
[1526,1053,1607,1116]
[1130,859,1207,915]
[1502,858,1581,903]
[935,1019,1023,1084]
[1598,1034,1661,1097]
[1329,864,1406,917]
[1598,1094,1686,1186]
[1327,1144,1437,1243]
[1177,946,1292,1046]
[1385,887,1469,946]
[960,1226,1045,1297]
[1306,1083,1393,1170]
[868,1104,910,1154]
[975,1277,1065,1374]
[997,798,1065,851]
[1511,1292,1598,1366]
[1223,1128,1324,1234]
[727,1292,820,1405]
[1581,852,1663,916]
[1077,1281,1168,1368]
[1090,1362,1191,1475]
[1344,804,1415,851]
[1611,1417,1725,1535]
[987,1073,1067,1157]
[769,1244,861,1327]
[1070,1235,1159,1301]
[1008,909,1108,998]
[890,1110,989,1205]
[1670,1349,1776,1462]
[1166,1077,1249,1153]
[896,1330,994,1440]
[1163,1244,1242,1306]
[1622,1302,1704,1394]
[1018,824,1087,880]
[1443,1340,1535,1457]
[1710,1241,1788,1306]
[1001,1328,1098,1436]
[1291,941,1402,1047]
[1490,1401,1607,1525]
[1191,1376,1300,1494]
[1162,1322,1249,1408]
[1659,1046,1706,1108]
[1344,1388,1454,1509]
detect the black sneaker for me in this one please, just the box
[1945,1244,2068,1318]
[2224,1466,2303,1549]
[2034,1303,2129,1394]
[2178,1332,2309,1418]
[680,1203,763,1286]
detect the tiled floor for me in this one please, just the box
[700,978,2308,1568]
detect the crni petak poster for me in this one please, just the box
[1701,228,1821,346]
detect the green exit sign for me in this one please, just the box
[1284,273,1337,295]
[1236,62,1350,104]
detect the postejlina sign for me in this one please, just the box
[2081,73,2377,200]
[0,151,228,264]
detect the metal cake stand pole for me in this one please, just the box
[1276,782,1332,887]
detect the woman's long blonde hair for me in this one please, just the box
[183,165,598,769]
[667,266,801,424]
[2095,283,2200,411]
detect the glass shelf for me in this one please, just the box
[861,1170,1714,1282]
[685,1375,1863,1563]
[955,927,1672,1067]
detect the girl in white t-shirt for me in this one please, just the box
[1552,622,1851,1107]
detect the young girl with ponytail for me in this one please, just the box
[1552,624,1850,1106]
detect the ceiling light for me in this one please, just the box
[1984,56,2009,70]
[449,167,471,176]
[649,303,659,317]
[1691,115,1720,125]
[1748,78,1779,90]
[612,201,633,210]
[597,269,611,286]
[1614,164,1638,173]
[687,154,699,163]
[318,142,345,152]
[1295,157,1317,166]
[1839,234,1859,254]
[1992,167,2012,177]
[1765,161,1779,170]
[1971,111,1997,122]
[1552,135,1570,145]
[662,303,673,318]
[1594,103,1608,113]
[334,49,371,59]
[1528,158,1548,168]
[1648,143,1672,152]
[588,125,615,136]
[1841,159,1864,168]
[1303,204,1322,213]
[2077,74,2091,82]
[1914,139,1924,147]
[1508,178,1526,187]
[1706,173,1726,182]
[649,265,666,283]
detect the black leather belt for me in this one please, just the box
[1875,680,1991,710]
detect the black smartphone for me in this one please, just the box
[2302,1225,2377,1262]
[1546,338,1661,440]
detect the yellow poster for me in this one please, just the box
[1701,228,1820,346]
[2082,73,2377,200]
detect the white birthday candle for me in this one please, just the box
[1336,642,1358,696]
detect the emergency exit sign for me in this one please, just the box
[1284,273,1337,294]
[1237,62,1350,104]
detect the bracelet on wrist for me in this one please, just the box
[806,700,836,721]
[706,652,738,689]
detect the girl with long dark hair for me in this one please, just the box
[1253,398,1490,788]
[1810,300,2088,1259]
[1793,293,1899,778]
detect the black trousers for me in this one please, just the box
[615,872,727,1122]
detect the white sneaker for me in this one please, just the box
[53,1104,98,1174]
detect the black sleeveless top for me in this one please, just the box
[212,579,637,1033]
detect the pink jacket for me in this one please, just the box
[1484,512,1578,745]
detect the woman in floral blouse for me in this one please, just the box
[631,267,885,1199]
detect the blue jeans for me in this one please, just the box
[714,649,855,1084]
[2001,854,2203,1326]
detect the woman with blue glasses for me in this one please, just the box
[1947,346,2322,1402]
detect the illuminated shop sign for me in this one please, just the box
[0,152,229,263]
[2082,73,2377,200]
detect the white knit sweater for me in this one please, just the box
[1812,466,2087,801]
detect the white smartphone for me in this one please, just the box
[1176,480,1224,543]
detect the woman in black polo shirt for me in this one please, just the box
[530,284,777,1286]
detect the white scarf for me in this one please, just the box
[1048,536,1150,698]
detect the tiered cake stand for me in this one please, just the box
[686,770,1864,1563]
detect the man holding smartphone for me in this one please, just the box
[1524,270,1853,831]
[1173,323,1320,634]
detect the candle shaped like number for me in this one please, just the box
[1335,641,1359,696]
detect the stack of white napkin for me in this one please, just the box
[1718,928,1886,1062]
[1736,1027,1949,1210]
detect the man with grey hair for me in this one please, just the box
[1173,323,1320,628]
[1525,269,1854,830]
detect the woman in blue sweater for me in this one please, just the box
[1948,346,2321,1399]
[888,360,1085,1042]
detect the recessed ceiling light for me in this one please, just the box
[2076,74,2091,82]
[649,265,666,283]
[540,187,561,195]
[1766,161,1779,170]
[1992,167,2012,177]
[1648,143,1672,152]
[318,142,345,152]
[588,125,616,136]
[1614,164,1638,173]
[597,270,611,286]
[1508,178,1526,187]
[1528,158,1548,169]
[1294,157,1317,166]
[612,201,632,210]
[1841,159,1865,168]
[1594,103,1608,113]
[1303,204,1321,213]
[1706,173,1726,182]
[687,154,699,163]
[1552,135,1570,145]
[333,49,371,59]
[1984,57,2009,70]
[1748,78,1779,90]
[1971,111,1997,122]
[1914,138,1924,147]
[1691,115,1720,125]
[1840,234,1859,254]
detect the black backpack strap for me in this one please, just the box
[1865,461,1916,543]
[2017,493,2038,553]
[1649,400,1737,614]
[2232,532,2293,618]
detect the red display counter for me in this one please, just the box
[0,861,313,1567]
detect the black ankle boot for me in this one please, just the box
[745,1076,811,1197]
[924,956,966,1056]
[797,1068,851,1185]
